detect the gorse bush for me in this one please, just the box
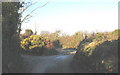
[111,29,120,36]
[110,29,120,40]
[20,35,52,50]
[83,41,103,56]
[20,29,120,50]
[93,32,104,41]
[73,39,118,73]
[72,29,119,73]
[91,40,118,72]
[20,35,58,56]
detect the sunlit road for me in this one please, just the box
[21,54,75,73]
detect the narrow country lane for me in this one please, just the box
[21,54,75,73]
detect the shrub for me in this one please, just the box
[52,40,62,48]
[73,39,118,73]
[110,29,120,40]
[20,35,58,56]
[77,37,93,51]
[83,41,103,56]
[90,40,118,72]
[20,35,52,50]
[72,30,119,72]
[59,32,83,49]
[20,29,33,39]
[93,32,104,41]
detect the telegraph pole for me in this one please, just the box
[34,20,37,35]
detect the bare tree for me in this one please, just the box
[18,0,49,36]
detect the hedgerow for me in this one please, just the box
[20,35,52,50]
[72,29,119,73]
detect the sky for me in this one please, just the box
[21,0,119,35]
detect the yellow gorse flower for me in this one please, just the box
[20,35,52,50]
[83,41,104,56]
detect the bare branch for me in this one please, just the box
[21,1,50,23]
[18,1,50,36]
[21,14,30,23]
[20,2,37,15]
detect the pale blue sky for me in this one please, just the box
[21,0,119,35]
